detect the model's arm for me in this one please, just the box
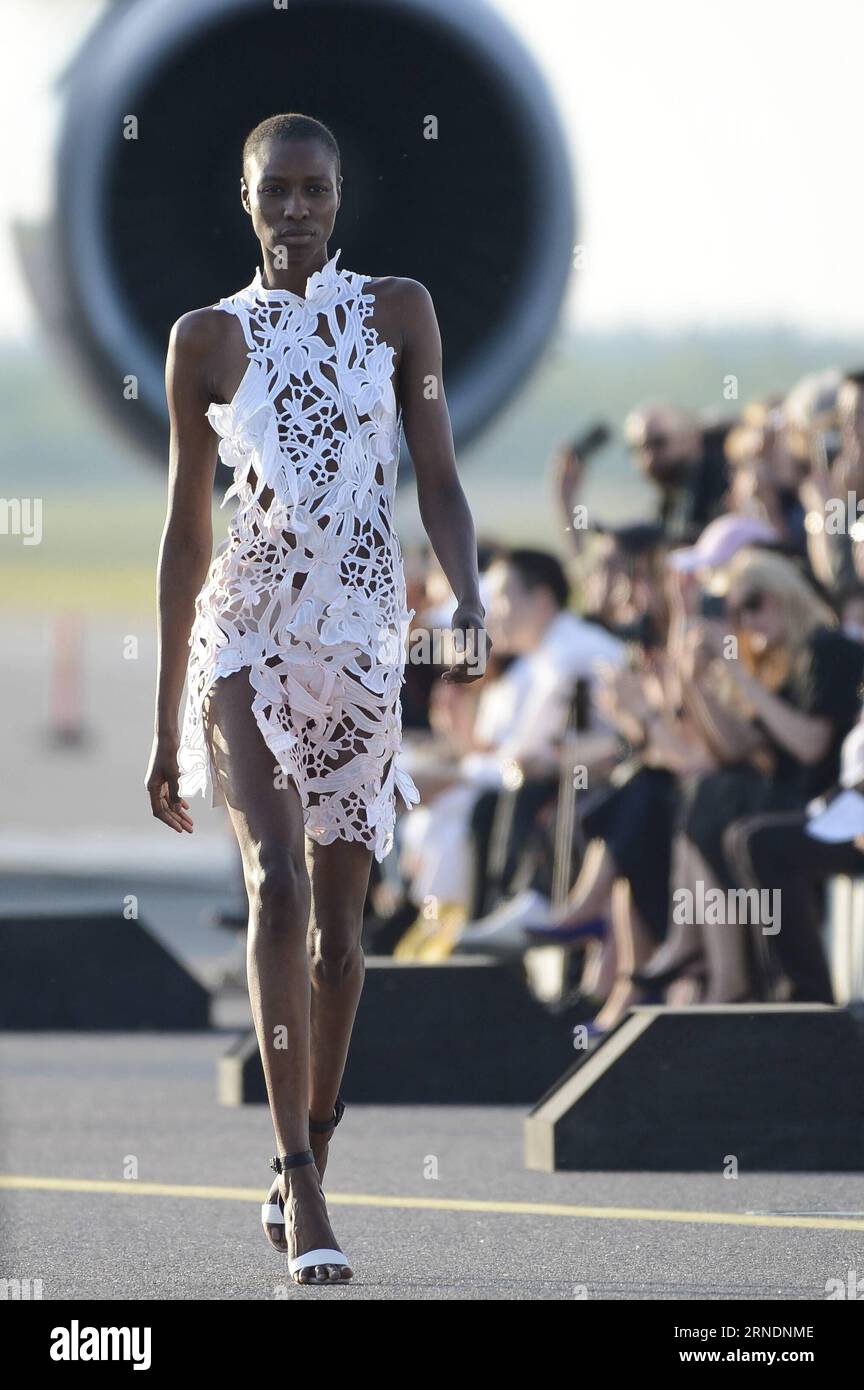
[398,280,490,684]
[145,310,221,831]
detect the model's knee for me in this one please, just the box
[247,844,309,924]
[309,922,363,981]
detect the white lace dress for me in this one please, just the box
[176,248,421,861]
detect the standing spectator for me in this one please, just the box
[623,404,731,545]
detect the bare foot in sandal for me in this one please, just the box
[261,1149,352,1284]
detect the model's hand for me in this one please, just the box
[145,732,194,833]
[441,604,492,684]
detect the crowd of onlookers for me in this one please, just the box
[365,365,864,1035]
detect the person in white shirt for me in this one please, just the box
[397,549,624,923]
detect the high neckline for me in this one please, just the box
[252,247,343,303]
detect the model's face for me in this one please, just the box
[242,138,341,262]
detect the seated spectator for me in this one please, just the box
[795,368,863,593]
[376,373,864,1018]
[498,562,715,1029]
[829,368,864,496]
[398,541,499,732]
[638,545,864,1001]
[723,712,864,1002]
[391,548,624,956]
[483,519,782,1030]
[837,582,864,643]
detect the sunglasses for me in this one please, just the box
[641,434,669,450]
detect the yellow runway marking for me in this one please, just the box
[1,1175,862,1232]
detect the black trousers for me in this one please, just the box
[466,767,678,937]
[678,766,805,891]
[467,777,559,921]
[723,810,864,1003]
[580,766,678,942]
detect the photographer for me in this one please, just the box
[623,404,732,545]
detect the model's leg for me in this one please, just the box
[286,671,384,1179]
[305,835,373,1179]
[204,670,350,1282]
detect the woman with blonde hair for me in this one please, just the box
[633,546,864,1001]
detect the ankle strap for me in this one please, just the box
[269,1148,315,1175]
[309,1093,346,1134]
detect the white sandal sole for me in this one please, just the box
[260,1201,352,1280]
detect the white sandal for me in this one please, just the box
[261,1147,352,1282]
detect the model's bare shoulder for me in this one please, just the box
[363,276,435,361]
[167,304,240,408]
[169,305,230,360]
[387,276,435,318]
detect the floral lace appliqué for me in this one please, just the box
[176,249,419,861]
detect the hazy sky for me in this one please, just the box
[2,0,861,339]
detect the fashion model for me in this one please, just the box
[145,113,489,1284]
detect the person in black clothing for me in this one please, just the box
[724,810,864,1002]
[680,582,864,891]
[723,717,864,1002]
[641,546,864,1000]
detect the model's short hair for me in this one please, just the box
[242,113,341,183]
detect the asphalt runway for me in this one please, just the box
[2,1033,862,1301]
